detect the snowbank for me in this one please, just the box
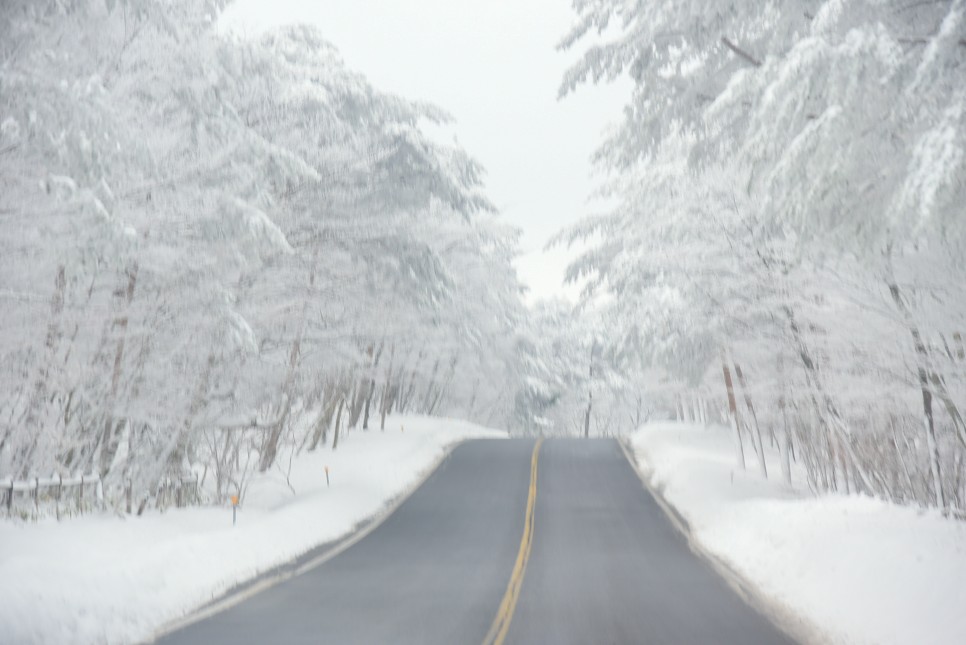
[630,422,966,645]
[0,416,504,645]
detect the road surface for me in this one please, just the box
[156,438,793,645]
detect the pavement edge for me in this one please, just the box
[146,440,468,643]
[617,437,826,645]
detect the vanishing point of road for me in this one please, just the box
[155,438,794,645]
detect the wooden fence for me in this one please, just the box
[2,473,202,520]
[1,473,101,520]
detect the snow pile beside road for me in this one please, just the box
[631,422,966,645]
[0,416,504,645]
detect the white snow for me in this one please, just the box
[630,422,966,645]
[0,416,504,645]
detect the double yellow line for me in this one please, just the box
[482,438,543,645]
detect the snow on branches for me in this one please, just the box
[0,0,527,507]
[560,0,966,510]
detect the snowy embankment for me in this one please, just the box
[630,422,966,645]
[0,416,504,645]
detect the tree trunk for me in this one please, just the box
[782,304,877,495]
[380,384,391,431]
[887,277,945,508]
[467,377,480,419]
[98,261,139,478]
[891,417,916,501]
[429,356,459,416]
[362,379,376,430]
[401,365,420,413]
[16,265,67,476]
[331,398,345,451]
[777,353,793,485]
[383,382,399,431]
[308,387,341,451]
[379,345,396,430]
[348,376,368,428]
[722,360,746,469]
[778,394,793,485]
[421,359,441,413]
[838,435,851,494]
[734,363,767,478]
[169,352,214,473]
[259,332,302,472]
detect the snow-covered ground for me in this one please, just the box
[0,415,505,645]
[629,422,966,645]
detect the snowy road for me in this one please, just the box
[155,438,792,645]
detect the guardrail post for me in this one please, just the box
[6,480,12,514]
[33,477,39,514]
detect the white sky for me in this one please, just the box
[220,0,630,303]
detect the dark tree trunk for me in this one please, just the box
[259,333,302,472]
[98,262,139,478]
[332,398,346,451]
[362,380,376,430]
[734,363,767,478]
[887,279,945,508]
[722,360,746,469]
[782,305,876,494]
[308,386,341,451]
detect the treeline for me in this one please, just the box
[0,0,527,505]
[553,0,966,511]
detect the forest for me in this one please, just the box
[2,0,965,516]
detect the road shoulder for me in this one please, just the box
[618,436,820,645]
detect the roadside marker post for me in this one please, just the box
[324,466,330,487]
[231,495,239,526]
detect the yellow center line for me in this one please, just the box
[482,437,543,645]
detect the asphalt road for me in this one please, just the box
[156,438,793,645]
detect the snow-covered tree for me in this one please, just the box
[559,0,966,509]
[0,0,529,508]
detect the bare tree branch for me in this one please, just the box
[721,36,762,67]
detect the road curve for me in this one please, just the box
[155,438,793,645]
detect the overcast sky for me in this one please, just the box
[221,0,630,303]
